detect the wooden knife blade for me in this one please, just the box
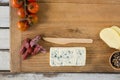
[43,38,93,44]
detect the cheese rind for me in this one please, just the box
[50,47,86,66]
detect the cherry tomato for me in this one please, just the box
[27,2,39,14]
[17,8,26,18]
[11,0,23,8]
[17,20,29,31]
[27,0,36,2]
[28,14,38,24]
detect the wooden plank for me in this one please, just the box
[10,4,22,72]
[0,51,10,70]
[36,3,120,22]
[0,0,9,3]
[0,6,9,28]
[0,0,9,6]
[11,2,120,72]
[10,3,120,72]
[0,29,9,49]
[1,0,120,4]
[38,0,120,4]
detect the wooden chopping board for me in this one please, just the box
[10,0,120,72]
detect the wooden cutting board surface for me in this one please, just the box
[10,0,120,72]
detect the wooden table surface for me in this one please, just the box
[0,0,120,79]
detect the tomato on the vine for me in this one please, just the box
[17,8,26,18]
[27,2,39,14]
[12,0,39,31]
[28,14,38,24]
[11,0,23,8]
[17,20,29,31]
[27,0,36,2]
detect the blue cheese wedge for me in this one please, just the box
[50,47,86,66]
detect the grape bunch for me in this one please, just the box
[11,0,39,31]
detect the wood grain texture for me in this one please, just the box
[10,5,21,72]
[0,6,9,28]
[10,2,120,72]
[37,0,120,4]
[0,29,9,49]
[2,0,120,4]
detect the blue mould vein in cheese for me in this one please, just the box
[50,47,86,66]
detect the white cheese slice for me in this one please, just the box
[50,47,86,66]
[100,28,120,50]
[111,26,120,36]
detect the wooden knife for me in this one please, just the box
[43,38,93,44]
